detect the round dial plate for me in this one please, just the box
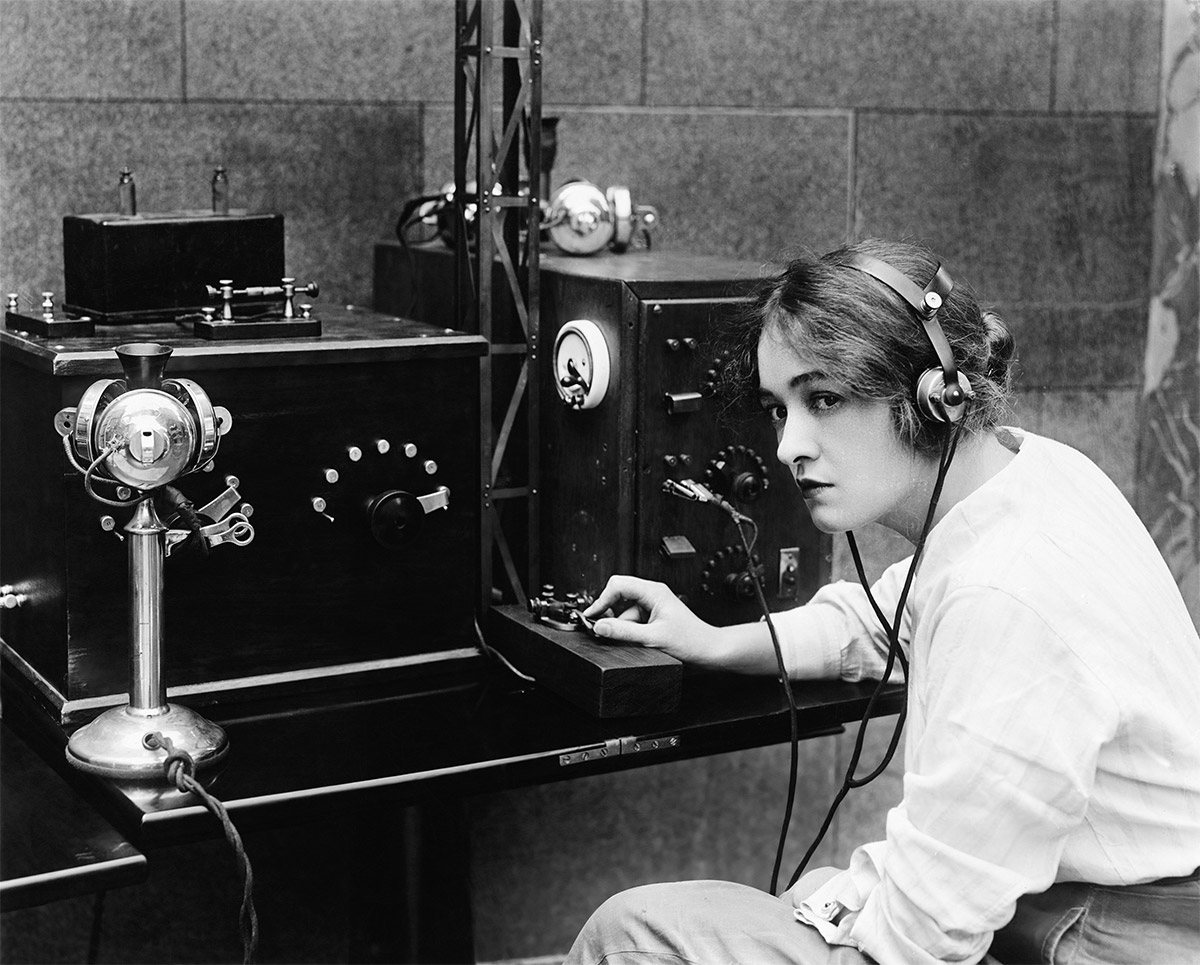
[553,319,611,409]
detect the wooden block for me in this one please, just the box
[193,316,321,340]
[5,310,95,338]
[486,605,682,718]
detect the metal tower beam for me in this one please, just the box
[455,0,542,610]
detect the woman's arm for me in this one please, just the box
[583,567,908,680]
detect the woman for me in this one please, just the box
[566,240,1200,965]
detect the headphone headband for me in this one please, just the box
[843,253,969,420]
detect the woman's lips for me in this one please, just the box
[796,478,831,497]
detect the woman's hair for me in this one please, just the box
[715,238,1017,455]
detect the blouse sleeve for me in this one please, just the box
[770,556,915,681]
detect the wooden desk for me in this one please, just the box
[0,719,147,912]
[4,655,899,848]
[2,655,901,960]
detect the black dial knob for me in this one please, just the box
[366,489,424,548]
[723,570,758,600]
[704,446,768,503]
[731,471,762,501]
[700,546,765,599]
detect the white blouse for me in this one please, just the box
[773,429,1200,964]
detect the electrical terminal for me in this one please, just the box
[660,478,717,503]
[661,478,754,524]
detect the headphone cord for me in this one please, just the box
[394,193,447,317]
[722,510,801,896]
[784,424,961,891]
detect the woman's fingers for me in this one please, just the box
[592,616,659,645]
[583,574,667,621]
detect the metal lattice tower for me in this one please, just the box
[455,0,543,609]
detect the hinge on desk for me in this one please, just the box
[618,735,680,755]
[558,734,681,767]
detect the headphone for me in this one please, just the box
[843,253,973,424]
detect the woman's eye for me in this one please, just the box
[762,403,786,424]
[809,392,842,412]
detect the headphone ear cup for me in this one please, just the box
[916,368,973,424]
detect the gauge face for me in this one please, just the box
[556,330,592,393]
[553,319,611,409]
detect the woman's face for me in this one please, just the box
[756,322,930,536]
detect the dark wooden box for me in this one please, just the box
[62,211,285,322]
[486,605,682,717]
[0,308,486,725]
[376,241,831,628]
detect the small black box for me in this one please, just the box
[63,211,285,323]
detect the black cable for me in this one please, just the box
[156,484,209,556]
[733,518,799,897]
[661,482,798,894]
[473,616,535,683]
[835,428,961,791]
[785,425,961,889]
[145,733,259,965]
[61,436,143,508]
[87,889,106,964]
[706,499,799,896]
[394,193,447,317]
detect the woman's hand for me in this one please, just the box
[581,575,724,667]
[582,574,790,676]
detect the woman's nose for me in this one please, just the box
[776,413,817,467]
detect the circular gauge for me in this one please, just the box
[553,319,611,410]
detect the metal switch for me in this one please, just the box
[663,391,703,414]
